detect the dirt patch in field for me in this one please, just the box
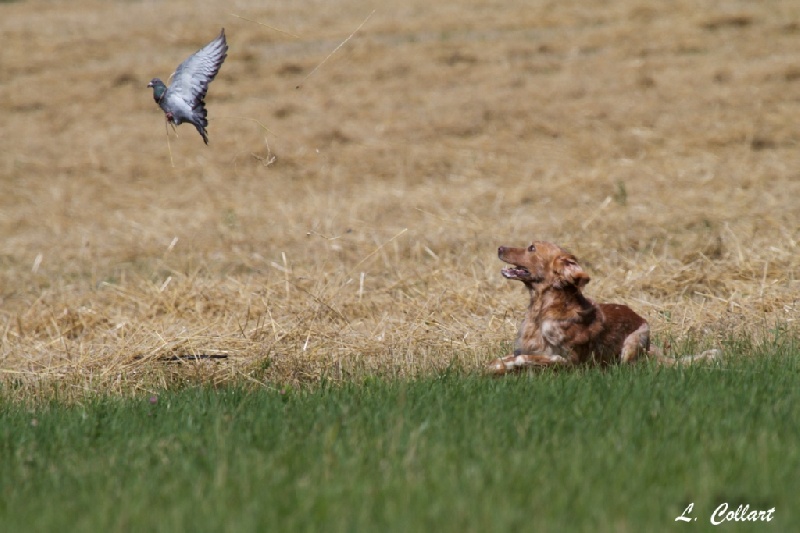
[1,0,798,390]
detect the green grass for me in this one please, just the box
[2,341,798,532]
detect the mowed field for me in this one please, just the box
[2,0,799,392]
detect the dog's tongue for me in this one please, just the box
[502,266,527,279]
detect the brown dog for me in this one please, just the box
[487,240,717,374]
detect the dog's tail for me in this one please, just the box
[649,344,720,366]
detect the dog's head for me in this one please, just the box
[498,240,590,290]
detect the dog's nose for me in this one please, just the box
[498,246,506,256]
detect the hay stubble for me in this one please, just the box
[1,0,798,394]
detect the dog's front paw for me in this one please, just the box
[486,357,512,376]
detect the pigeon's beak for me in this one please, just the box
[146,81,153,88]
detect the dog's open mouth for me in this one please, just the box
[501,265,530,280]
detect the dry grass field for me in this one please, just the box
[2,0,799,393]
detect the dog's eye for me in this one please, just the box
[527,244,536,252]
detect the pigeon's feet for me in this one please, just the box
[165,112,174,121]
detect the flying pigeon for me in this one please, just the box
[147,29,228,144]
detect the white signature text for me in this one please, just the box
[675,502,775,525]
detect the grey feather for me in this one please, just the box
[147,29,228,144]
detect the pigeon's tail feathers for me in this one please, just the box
[191,106,209,144]
[194,122,209,145]
[193,102,209,127]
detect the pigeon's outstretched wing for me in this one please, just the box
[149,29,228,144]
[168,29,228,115]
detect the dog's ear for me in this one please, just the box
[553,255,590,289]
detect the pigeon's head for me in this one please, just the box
[147,78,167,100]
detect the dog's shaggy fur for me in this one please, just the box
[487,240,717,375]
